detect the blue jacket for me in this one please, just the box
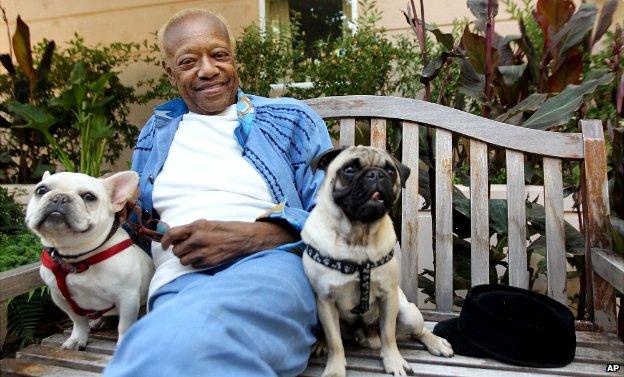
[127,89,333,254]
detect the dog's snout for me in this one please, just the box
[50,193,72,204]
[364,168,387,182]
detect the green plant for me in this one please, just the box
[0,16,56,183]
[1,19,142,181]
[236,20,306,97]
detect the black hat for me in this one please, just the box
[433,284,576,368]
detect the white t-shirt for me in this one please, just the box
[149,104,275,297]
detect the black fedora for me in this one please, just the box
[433,284,576,368]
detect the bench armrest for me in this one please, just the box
[591,248,624,293]
[0,262,43,302]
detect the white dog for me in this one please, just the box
[302,146,453,377]
[26,171,154,349]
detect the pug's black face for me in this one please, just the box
[332,158,399,223]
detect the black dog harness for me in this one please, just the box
[305,245,394,315]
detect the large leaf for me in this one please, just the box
[498,64,527,86]
[11,16,35,83]
[496,93,548,123]
[7,102,57,132]
[592,0,619,46]
[456,56,485,99]
[467,0,499,32]
[421,51,464,83]
[547,47,582,93]
[518,19,540,84]
[426,25,455,51]
[0,54,16,75]
[35,41,55,91]
[522,70,614,129]
[533,0,575,46]
[551,4,597,66]
[460,26,498,74]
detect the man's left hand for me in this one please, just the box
[160,220,299,268]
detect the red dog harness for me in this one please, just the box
[40,239,134,319]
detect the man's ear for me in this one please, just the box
[391,156,411,188]
[311,147,345,172]
[162,60,177,87]
[103,171,140,212]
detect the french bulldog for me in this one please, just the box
[26,171,154,349]
[302,146,453,377]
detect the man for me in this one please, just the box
[103,9,333,377]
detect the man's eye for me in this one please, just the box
[35,186,49,196]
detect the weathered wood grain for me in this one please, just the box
[370,118,386,149]
[0,358,101,377]
[470,139,489,286]
[400,121,420,303]
[435,129,454,312]
[305,96,584,159]
[0,262,43,302]
[339,118,355,147]
[590,248,624,293]
[506,150,528,289]
[581,120,617,334]
[16,345,109,373]
[543,157,567,305]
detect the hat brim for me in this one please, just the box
[432,318,488,359]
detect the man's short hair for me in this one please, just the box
[157,8,236,62]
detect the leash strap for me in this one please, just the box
[40,239,134,319]
[305,245,394,314]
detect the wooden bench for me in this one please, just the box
[1,95,622,376]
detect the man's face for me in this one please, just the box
[163,15,239,115]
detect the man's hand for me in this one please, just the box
[160,220,299,268]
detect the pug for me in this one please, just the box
[26,171,154,350]
[302,146,453,377]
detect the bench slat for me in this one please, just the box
[506,150,528,289]
[543,157,567,304]
[0,358,101,377]
[370,118,386,149]
[340,118,356,147]
[470,139,489,286]
[16,345,109,373]
[435,129,454,312]
[305,96,585,159]
[400,121,420,303]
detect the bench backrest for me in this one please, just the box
[305,95,614,330]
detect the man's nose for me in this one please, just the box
[197,56,219,79]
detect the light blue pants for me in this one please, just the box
[103,249,318,377]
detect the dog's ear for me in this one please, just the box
[391,156,411,188]
[103,171,140,212]
[311,147,345,172]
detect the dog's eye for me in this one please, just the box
[82,192,97,202]
[343,166,357,175]
[35,186,48,196]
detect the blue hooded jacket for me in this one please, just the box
[127,89,333,254]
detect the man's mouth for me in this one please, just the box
[195,82,227,95]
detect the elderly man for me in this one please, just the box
[103,9,332,377]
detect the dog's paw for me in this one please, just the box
[417,331,454,357]
[61,336,88,350]
[321,366,347,377]
[312,339,328,357]
[381,352,414,376]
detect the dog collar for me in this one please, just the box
[305,245,394,315]
[41,238,134,320]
